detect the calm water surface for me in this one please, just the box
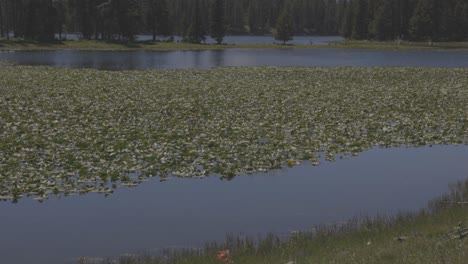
[0,146,467,264]
[2,49,468,70]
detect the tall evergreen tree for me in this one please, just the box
[351,0,369,40]
[369,0,394,40]
[409,0,434,40]
[324,0,338,34]
[341,0,353,39]
[210,0,226,44]
[186,0,206,44]
[434,2,455,41]
[114,0,142,41]
[71,0,95,39]
[0,0,4,38]
[395,0,414,39]
[225,0,245,34]
[452,1,467,41]
[247,1,258,34]
[147,0,172,41]
[459,2,468,40]
[53,0,66,40]
[275,7,294,45]
[0,0,13,40]
[12,0,25,38]
[97,0,118,40]
[23,0,57,40]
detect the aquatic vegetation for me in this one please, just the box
[0,66,466,200]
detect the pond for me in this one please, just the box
[0,43,467,263]
[0,146,467,264]
[2,48,468,70]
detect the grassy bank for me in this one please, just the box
[86,179,468,264]
[0,66,466,201]
[0,39,308,51]
[329,40,468,50]
[1,39,468,51]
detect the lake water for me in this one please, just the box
[0,146,467,264]
[2,48,468,70]
[1,41,467,263]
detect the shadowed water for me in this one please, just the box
[2,48,468,70]
[0,146,466,264]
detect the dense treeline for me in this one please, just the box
[0,0,340,42]
[0,0,467,43]
[341,0,468,41]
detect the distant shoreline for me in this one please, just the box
[1,38,468,51]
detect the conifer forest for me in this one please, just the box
[0,0,467,43]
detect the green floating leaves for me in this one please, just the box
[0,66,466,201]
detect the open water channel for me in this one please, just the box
[2,48,468,70]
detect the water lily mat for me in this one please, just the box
[0,66,466,201]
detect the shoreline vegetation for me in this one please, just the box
[1,38,468,51]
[87,178,468,264]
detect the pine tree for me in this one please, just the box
[460,3,468,40]
[0,0,4,38]
[409,0,434,41]
[432,2,455,41]
[351,0,369,40]
[369,0,393,41]
[341,0,353,39]
[452,1,466,41]
[225,0,245,34]
[275,7,294,45]
[72,0,95,40]
[186,0,206,44]
[210,0,226,44]
[147,0,172,41]
[53,0,66,40]
[324,0,338,35]
[395,0,413,39]
[114,0,141,41]
[23,0,57,41]
[147,0,158,41]
[247,1,258,34]
[156,0,172,37]
[97,0,118,40]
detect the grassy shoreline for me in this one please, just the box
[0,39,312,51]
[329,40,468,50]
[86,179,468,264]
[1,39,468,51]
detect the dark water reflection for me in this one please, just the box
[0,146,466,264]
[2,49,468,70]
